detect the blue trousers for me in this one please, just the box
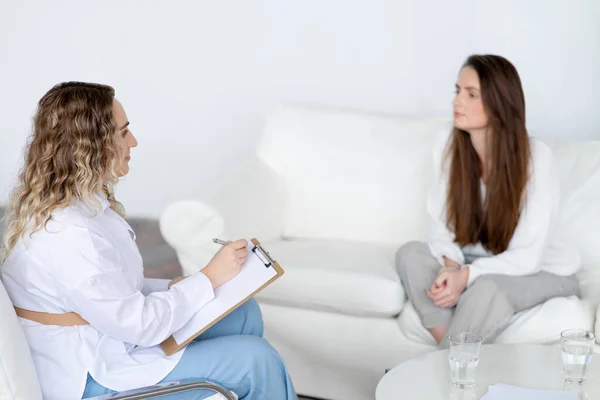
[82,299,297,400]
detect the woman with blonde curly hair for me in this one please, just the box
[1,82,297,400]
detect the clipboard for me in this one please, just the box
[161,238,284,356]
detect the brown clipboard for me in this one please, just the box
[161,238,284,356]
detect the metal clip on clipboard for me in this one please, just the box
[252,244,275,268]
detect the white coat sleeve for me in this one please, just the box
[141,278,170,295]
[64,229,214,347]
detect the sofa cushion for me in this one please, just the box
[577,264,600,310]
[255,239,405,317]
[398,296,593,346]
[0,281,43,400]
[257,105,451,244]
[544,140,600,294]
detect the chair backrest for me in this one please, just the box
[0,280,43,400]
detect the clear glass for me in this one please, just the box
[447,332,483,389]
[449,385,476,400]
[563,380,589,400]
[561,329,595,383]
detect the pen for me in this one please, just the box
[212,238,231,246]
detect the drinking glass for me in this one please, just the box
[447,332,483,388]
[561,329,595,383]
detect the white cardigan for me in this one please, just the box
[427,130,581,285]
[1,195,214,400]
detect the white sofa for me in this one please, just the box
[160,104,600,400]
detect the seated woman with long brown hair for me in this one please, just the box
[395,54,580,346]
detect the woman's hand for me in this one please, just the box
[426,266,470,308]
[201,239,248,289]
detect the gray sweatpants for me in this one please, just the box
[395,241,579,346]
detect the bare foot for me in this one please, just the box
[429,326,449,344]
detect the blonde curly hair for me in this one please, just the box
[1,82,125,260]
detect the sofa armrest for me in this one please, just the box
[159,156,286,275]
[88,379,236,399]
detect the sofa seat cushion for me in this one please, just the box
[398,296,594,346]
[255,239,405,317]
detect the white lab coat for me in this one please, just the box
[1,195,215,400]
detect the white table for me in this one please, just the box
[376,344,599,399]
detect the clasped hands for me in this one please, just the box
[426,257,470,308]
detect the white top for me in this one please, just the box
[1,195,215,400]
[427,130,580,285]
[376,344,599,399]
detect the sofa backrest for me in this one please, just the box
[258,104,450,245]
[0,280,43,399]
[544,139,600,304]
[257,104,600,269]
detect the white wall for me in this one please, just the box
[1,0,599,217]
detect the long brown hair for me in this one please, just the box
[2,82,124,259]
[445,55,531,254]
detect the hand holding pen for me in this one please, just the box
[200,238,248,289]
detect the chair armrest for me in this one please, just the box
[88,378,236,400]
[159,156,286,275]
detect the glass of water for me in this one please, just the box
[447,332,483,389]
[561,329,595,383]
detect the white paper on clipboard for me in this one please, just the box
[171,240,279,345]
